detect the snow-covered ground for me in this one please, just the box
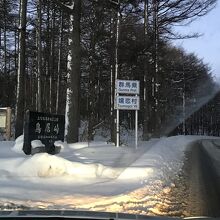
[0,135,218,214]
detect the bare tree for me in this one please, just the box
[156,0,217,38]
[15,0,27,138]
[52,0,81,143]
[142,0,216,138]
[65,0,81,143]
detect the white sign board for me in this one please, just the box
[0,114,6,128]
[115,96,140,110]
[116,80,140,94]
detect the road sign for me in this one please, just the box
[115,79,140,149]
[115,96,140,110]
[23,110,65,155]
[116,80,140,94]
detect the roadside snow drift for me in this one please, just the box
[0,135,219,215]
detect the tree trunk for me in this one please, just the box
[0,28,1,68]
[143,0,150,140]
[14,28,18,75]
[44,3,51,112]
[151,0,160,137]
[15,0,27,138]
[66,0,81,143]
[4,0,9,105]
[49,6,55,113]
[110,1,120,144]
[88,33,97,141]
[56,11,63,114]
[110,9,116,143]
[37,0,42,112]
[114,2,120,80]
[182,66,186,135]
[4,0,7,77]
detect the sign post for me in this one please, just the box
[135,108,138,149]
[6,108,12,140]
[115,80,140,148]
[116,109,119,147]
[0,107,11,140]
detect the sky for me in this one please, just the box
[174,1,220,80]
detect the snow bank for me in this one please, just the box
[1,152,118,179]
[1,135,219,211]
[12,135,24,154]
[8,135,215,180]
[54,140,66,151]
[31,140,45,148]
[68,141,113,150]
[12,136,46,154]
[7,135,207,180]
[118,135,218,184]
[117,136,187,183]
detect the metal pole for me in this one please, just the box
[116,109,119,147]
[135,110,138,149]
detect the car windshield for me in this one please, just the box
[0,0,220,219]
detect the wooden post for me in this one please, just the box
[6,107,11,140]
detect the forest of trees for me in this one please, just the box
[0,0,218,143]
[171,91,220,137]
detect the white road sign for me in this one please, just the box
[115,96,140,110]
[116,80,140,94]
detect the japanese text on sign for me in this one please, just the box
[115,96,140,110]
[116,80,140,94]
[35,122,59,135]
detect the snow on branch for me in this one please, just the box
[109,0,119,5]
[52,0,74,13]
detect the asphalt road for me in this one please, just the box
[182,140,220,217]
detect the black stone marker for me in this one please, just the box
[23,110,65,155]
